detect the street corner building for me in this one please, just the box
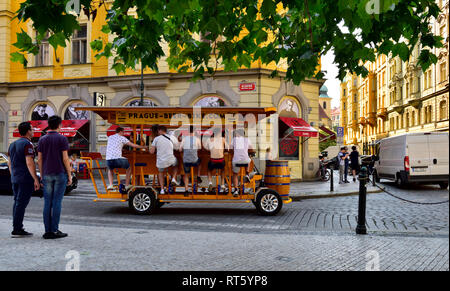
[339,0,449,154]
[0,0,325,181]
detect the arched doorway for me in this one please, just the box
[62,101,91,156]
[277,96,304,180]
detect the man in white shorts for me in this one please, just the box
[106,126,147,191]
[150,125,180,194]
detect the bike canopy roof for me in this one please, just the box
[76,106,277,128]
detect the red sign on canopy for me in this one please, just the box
[279,116,318,138]
[13,120,89,138]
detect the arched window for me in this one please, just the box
[63,101,89,120]
[278,97,301,118]
[440,100,448,120]
[192,96,226,107]
[124,98,159,107]
[30,102,56,121]
[427,105,433,123]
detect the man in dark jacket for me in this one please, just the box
[8,122,40,237]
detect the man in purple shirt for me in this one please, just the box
[37,115,72,239]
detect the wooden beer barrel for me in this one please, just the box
[264,160,290,198]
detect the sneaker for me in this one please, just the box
[197,176,203,184]
[345,180,350,183]
[160,189,166,194]
[171,179,179,186]
[43,232,56,239]
[232,188,239,197]
[208,183,213,192]
[11,229,33,238]
[107,185,115,191]
[54,230,68,239]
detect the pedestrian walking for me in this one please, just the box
[37,115,72,239]
[338,147,349,184]
[7,122,40,237]
[349,146,360,182]
[343,146,350,183]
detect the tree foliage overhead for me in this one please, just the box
[12,0,444,84]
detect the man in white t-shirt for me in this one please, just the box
[150,125,180,194]
[106,127,147,191]
[231,129,255,196]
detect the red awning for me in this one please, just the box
[13,120,48,138]
[60,120,89,137]
[13,120,89,138]
[279,117,318,138]
[107,125,152,137]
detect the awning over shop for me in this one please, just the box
[13,120,89,138]
[279,117,318,138]
[60,120,89,137]
[13,120,48,138]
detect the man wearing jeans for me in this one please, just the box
[37,115,72,239]
[8,122,40,237]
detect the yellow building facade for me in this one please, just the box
[0,0,324,180]
[340,0,449,154]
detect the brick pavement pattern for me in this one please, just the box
[0,218,448,271]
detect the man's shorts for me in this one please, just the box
[208,158,225,171]
[232,161,249,174]
[106,158,130,170]
[183,158,201,173]
[158,159,178,173]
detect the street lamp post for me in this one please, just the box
[140,61,144,106]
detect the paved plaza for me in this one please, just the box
[0,179,448,271]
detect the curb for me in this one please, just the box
[290,189,383,201]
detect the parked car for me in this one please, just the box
[373,132,449,189]
[0,153,77,195]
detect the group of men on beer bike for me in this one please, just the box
[105,125,254,197]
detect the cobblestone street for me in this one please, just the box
[0,179,448,271]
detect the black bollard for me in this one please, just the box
[356,166,368,235]
[330,168,334,192]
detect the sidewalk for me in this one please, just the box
[75,171,381,200]
[290,171,382,200]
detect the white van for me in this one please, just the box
[374,132,449,189]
